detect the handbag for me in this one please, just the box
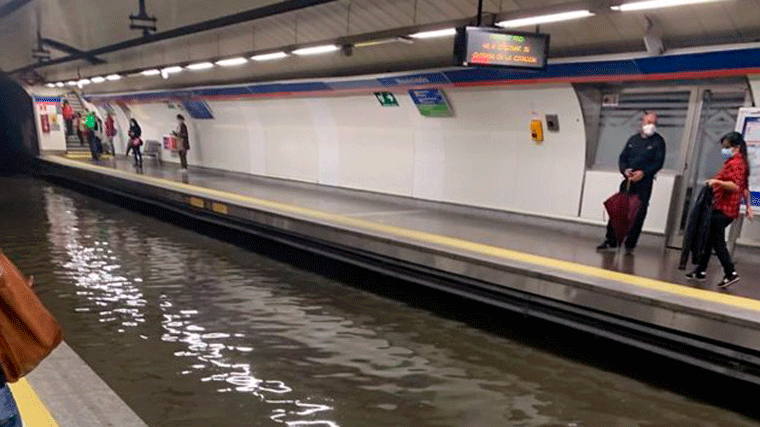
[0,252,62,383]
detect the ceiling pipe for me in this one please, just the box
[10,0,340,75]
[42,38,106,65]
[0,0,35,21]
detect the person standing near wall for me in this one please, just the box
[104,113,116,155]
[85,111,100,161]
[685,132,750,288]
[174,114,190,172]
[75,112,85,146]
[62,101,74,136]
[597,112,666,255]
[127,118,143,168]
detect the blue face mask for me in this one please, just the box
[721,147,734,159]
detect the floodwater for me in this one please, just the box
[1,175,759,427]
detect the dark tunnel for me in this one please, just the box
[0,72,38,174]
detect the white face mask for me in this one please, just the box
[721,148,734,159]
[642,123,656,137]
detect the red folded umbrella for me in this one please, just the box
[604,180,642,247]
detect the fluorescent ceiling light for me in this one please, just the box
[45,83,55,88]
[186,62,214,70]
[106,74,122,81]
[215,57,248,66]
[251,51,288,61]
[611,0,728,11]
[78,79,91,85]
[409,28,456,39]
[66,81,77,86]
[292,45,339,55]
[161,66,183,74]
[355,37,413,48]
[91,76,106,83]
[56,82,65,87]
[142,69,161,76]
[497,10,594,27]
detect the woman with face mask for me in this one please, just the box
[686,131,750,288]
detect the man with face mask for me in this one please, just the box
[597,112,666,255]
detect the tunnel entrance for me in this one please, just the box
[0,72,38,174]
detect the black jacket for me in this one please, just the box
[619,132,666,180]
[679,185,713,269]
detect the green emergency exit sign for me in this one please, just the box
[374,92,399,107]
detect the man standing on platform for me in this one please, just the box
[174,114,190,173]
[597,112,666,255]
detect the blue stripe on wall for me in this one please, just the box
[34,96,61,103]
[85,47,760,103]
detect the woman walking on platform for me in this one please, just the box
[686,132,751,288]
[127,119,143,168]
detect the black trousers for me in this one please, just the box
[65,119,73,136]
[697,210,735,276]
[87,133,99,160]
[178,149,188,169]
[129,145,142,167]
[605,179,653,249]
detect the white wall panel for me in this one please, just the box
[261,100,319,182]
[412,117,446,201]
[432,86,586,217]
[100,83,588,218]
[335,94,415,195]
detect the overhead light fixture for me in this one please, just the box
[186,62,214,71]
[611,0,728,11]
[161,66,183,74]
[77,79,91,88]
[45,83,55,88]
[496,10,595,27]
[91,76,106,84]
[215,57,248,66]
[106,74,122,81]
[160,66,183,79]
[56,82,65,87]
[142,69,161,76]
[409,28,456,39]
[292,45,339,55]
[251,51,289,61]
[66,81,77,86]
[355,36,413,48]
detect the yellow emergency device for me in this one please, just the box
[530,119,544,142]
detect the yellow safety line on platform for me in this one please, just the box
[48,155,760,312]
[9,379,59,426]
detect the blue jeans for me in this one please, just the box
[0,383,21,427]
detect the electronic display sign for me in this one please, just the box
[454,27,549,69]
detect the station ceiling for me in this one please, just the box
[1,0,759,92]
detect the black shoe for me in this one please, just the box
[624,247,634,256]
[685,270,706,281]
[718,272,740,288]
[596,241,616,251]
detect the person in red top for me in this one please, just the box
[104,113,116,155]
[62,101,74,136]
[686,132,750,288]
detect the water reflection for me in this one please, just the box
[43,187,338,426]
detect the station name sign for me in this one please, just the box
[454,27,550,70]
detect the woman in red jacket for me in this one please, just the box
[62,101,74,136]
[686,132,751,288]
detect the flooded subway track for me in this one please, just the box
[1,175,759,427]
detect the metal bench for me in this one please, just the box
[143,140,162,166]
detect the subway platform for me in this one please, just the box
[35,153,760,385]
